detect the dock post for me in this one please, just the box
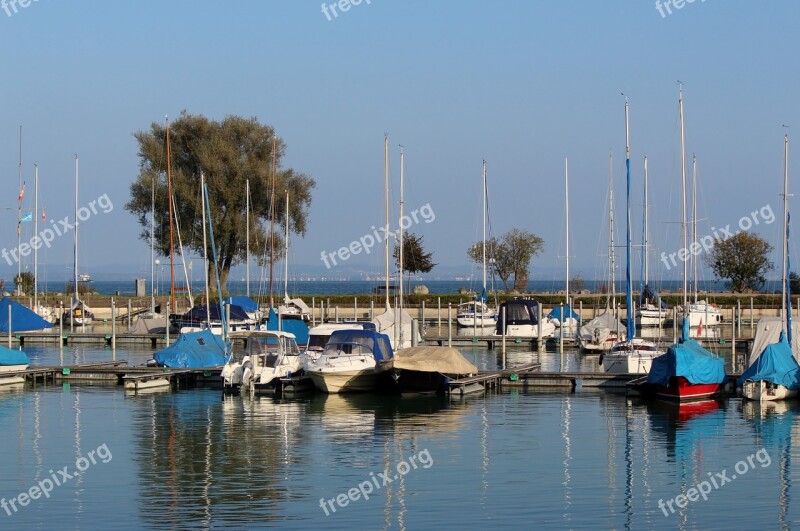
[731,305,736,372]
[579,300,583,328]
[421,300,425,328]
[111,297,116,352]
[335,306,339,323]
[412,319,418,346]
[501,306,506,369]
[437,297,441,329]
[312,297,316,326]
[326,299,330,322]
[354,297,358,321]
[447,303,452,348]
[370,300,374,321]
[750,296,754,333]
[673,307,678,343]
[537,303,543,351]
[81,301,86,332]
[165,298,170,346]
[59,301,64,349]
[127,298,132,330]
[559,303,564,354]
[7,306,11,348]
[737,299,741,337]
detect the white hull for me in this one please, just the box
[502,322,556,339]
[308,369,378,394]
[742,380,799,402]
[0,364,28,374]
[681,303,723,328]
[635,308,666,327]
[124,378,170,391]
[457,314,498,327]
[602,339,662,374]
[578,332,620,353]
[0,376,25,386]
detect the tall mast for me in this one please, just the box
[782,133,789,329]
[399,146,405,347]
[17,126,22,291]
[384,134,390,310]
[33,164,38,309]
[284,190,290,304]
[565,157,570,305]
[643,156,649,286]
[151,173,155,313]
[165,116,176,313]
[624,97,634,341]
[246,179,250,298]
[269,137,276,309]
[608,154,615,310]
[74,155,79,307]
[692,154,698,303]
[679,82,688,309]
[201,172,210,321]
[482,159,487,294]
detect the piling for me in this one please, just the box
[335,306,339,323]
[673,307,678,343]
[111,298,116,351]
[559,302,564,354]
[7,306,11,348]
[537,303,543,351]
[165,299,170,346]
[737,299,741,337]
[127,298,132,330]
[750,296,754,332]
[411,319,418,346]
[731,305,736,372]
[578,300,583,328]
[312,297,316,326]
[81,301,86,332]
[370,300,374,321]
[354,297,358,320]
[59,301,64,349]
[447,303,452,348]
[421,300,425,326]
[437,297,441,328]
[501,306,506,369]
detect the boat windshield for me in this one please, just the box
[323,340,374,357]
[307,334,330,351]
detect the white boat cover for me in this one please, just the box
[579,311,625,343]
[372,306,420,349]
[384,346,477,375]
[747,317,800,367]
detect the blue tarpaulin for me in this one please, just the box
[647,339,725,387]
[737,332,800,389]
[0,345,30,367]
[0,297,52,332]
[547,305,580,322]
[224,296,259,313]
[265,307,309,345]
[153,329,227,368]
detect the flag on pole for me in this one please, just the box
[18,183,25,202]
[696,318,704,338]
[20,212,33,222]
[41,208,46,222]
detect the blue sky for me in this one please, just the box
[1,0,798,285]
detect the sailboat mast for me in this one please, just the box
[565,157,570,305]
[608,154,615,309]
[269,137,276,309]
[782,133,789,327]
[692,154,698,303]
[246,179,250,298]
[384,134,390,310]
[624,97,634,341]
[679,83,688,309]
[201,172,210,323]
[74,155,79,306]
[17,126,22,290]
[643,156,649,286]
[482,159,487,294]
[399,146,405,347]
[284,190,289,303]
[151,174,155,312]
[33,164,38,309]
[166,116,176,313]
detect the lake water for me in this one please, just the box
[1,344,798,530]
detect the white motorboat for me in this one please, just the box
[221,330,302,393]
[601,338,661,374]
[306,329,394,394]
[456,301,498,328]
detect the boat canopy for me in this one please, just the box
[181,303,250,322]
[224,296,259,313]
[579,311,625,342]
[747,317,800,367]
[265,307,309,344]
[0,345,30,367]
[0,297,53,332]
[385,346,477,375]
[737,331,800,389]
[638,284,667,308]
[372,305,420,349]
[647,339,725,387]
[153,329,227,368]
[547,304,580,322]
[495,300,543,334]
[326,329,394,361]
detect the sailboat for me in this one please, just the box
[681,153,722,336]
[457,160,498,328]
[579,155,624,353]
[61,156,95,327]
[548,158,580,331]
[635,156,667,327]
[602,97,663,374]
[277,190,311,322]
[739,133,800,401]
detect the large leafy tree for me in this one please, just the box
[393,233,436,292]
[705,232,773,292]
[126,112,315,294]
[468,229,544,292]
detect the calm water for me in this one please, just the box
[1,345,798,530]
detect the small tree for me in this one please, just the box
[14,272,34,295]
[394,233,436,293]
[705,232,774,292]
[468,229,544,292]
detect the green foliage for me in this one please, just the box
[393,233,436,292]
[14,272,34,294]
[468,229,544,292]
[125,112,315,293]
[790,272,800,295]
[705,232,774,292]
